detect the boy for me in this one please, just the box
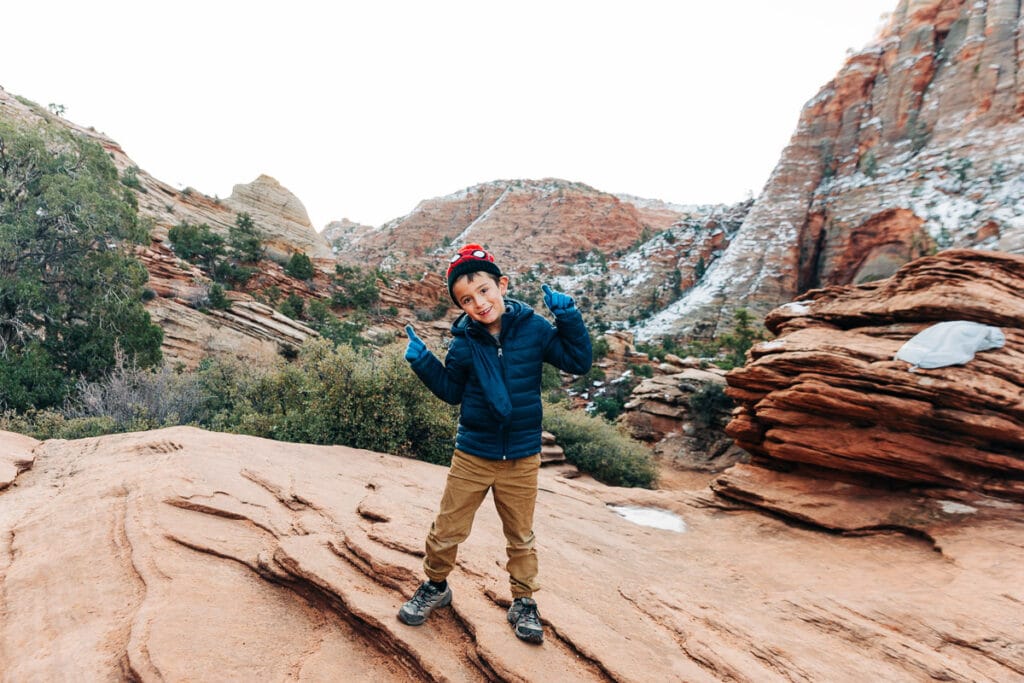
[399,243,592,644]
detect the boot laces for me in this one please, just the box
[411,583,439,609]
[517,600,540,626]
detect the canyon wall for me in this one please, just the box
[643,0,1024,340]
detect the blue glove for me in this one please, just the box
[404,324,428,362]
[542,284,575,316]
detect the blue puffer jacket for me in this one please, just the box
[409,298,592,460]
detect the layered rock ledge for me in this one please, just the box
[724,248,1024,502]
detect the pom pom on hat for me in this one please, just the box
[446,243,502,303]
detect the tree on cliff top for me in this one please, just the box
[0,118,163,410]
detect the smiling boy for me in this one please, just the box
[399,243,592,644]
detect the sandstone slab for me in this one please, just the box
[1,426,1021,681]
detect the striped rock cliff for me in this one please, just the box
[0,88,333,366]
[223,174,334,262]
[0,87,332,262]
[134,243,319,369]
[641,0,1024,340]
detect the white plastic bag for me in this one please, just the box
[895,320,1006,369]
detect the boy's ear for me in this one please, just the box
[498,275,510,295]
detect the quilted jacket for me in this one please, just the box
[409,298,592,460]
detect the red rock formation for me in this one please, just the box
[620,368,745,470]
[134,243,320,369]
[328,178,753,336]
[2,425,1021,680]
[0,88,336,367]
[652,0,1024,340]
[146,297,319,370]
[134,243,208,302]
[332,178,737,279]
[333,179,654,273]
[724,249,1024,501]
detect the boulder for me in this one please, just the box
[621,369,742,471]
[725,249,1024,501]
[540,431,566,464]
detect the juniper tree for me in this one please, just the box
[0,119,162,410]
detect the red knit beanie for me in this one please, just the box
[446,244,502,303]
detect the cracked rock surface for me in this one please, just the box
[0,426,1021,681]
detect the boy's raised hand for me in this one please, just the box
[542,284,576,316]
[404,324,428,362]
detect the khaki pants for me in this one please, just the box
[424,449,541,599]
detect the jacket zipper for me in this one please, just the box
[496,340,509,459]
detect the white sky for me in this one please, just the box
[2,1,895,229]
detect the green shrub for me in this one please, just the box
[305,300,369,348]
[630,363,654,378]
[571,366,605,393]
[591,395,625,421]
[636,335,685,361]
[168,221,225,270]
[332,264,380,308]
[229,212,263,263]
[689,383,733,428]
[415,299,452,322]
[541,364,563,392]
[237,340,457,463]
[542,402,657,488]
[433,299,452,319]
[261,286,283,305]
[716,308,764,369]
[858,150,878,177]
[279,294,305,319]
[169,216,260,288]
[285,252,315,280]
[183,357,260,430]
[589,371,639,422]
[120,165,144,191]
[212,260,256,288]
[207,283,231,310]
[0,409,120,440]
[0,342,70,412]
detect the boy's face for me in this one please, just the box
[452,272,509,334]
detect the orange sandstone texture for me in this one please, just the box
[725,249,1024,501]
[1,425,1021,680]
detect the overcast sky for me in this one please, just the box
[3,1,895,228]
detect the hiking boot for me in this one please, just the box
[398,581,452,626]
[507,597,544,644]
